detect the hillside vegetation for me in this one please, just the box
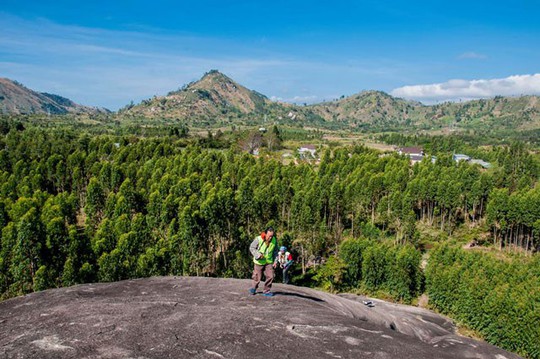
[118,70,322,128]
[116,70,540,139]
[2,71,540,144]
[310,92,540,132]
[0,78,108,115]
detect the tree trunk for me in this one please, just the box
[440,211,445,231]
[301,245,306,275]
[351,212,354,238]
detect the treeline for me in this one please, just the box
[0,127,539,299]
[487,187,540,251]
[313,238,423,303]
[373,128,540,149]
[313,239,540,358]
[426,244,540,359]
[378,132,540,155]
[378,134,540,248]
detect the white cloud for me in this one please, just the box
[0,13,418,110]
[391,74,540,103]
[458,52,487,60]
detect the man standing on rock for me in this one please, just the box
[249,227,278,297]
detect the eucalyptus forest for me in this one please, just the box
[0,123,538,358]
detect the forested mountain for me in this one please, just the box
[0,78,109,115]
[4,71,539,134]
[309,92,540,131]
[118,70,540,134]
[419,95,540,131]
[309,90,425,129]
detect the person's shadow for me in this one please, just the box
[272,291,325,302]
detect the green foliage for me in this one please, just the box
[362,244,388,290]
[0,125,538,358]
[426,244,540,358]
[385,245,423,302]
[338,238,423,303]
[313,256,347,292]
[34,265,55,291]
[339,237,369,286]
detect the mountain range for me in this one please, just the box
[2,71,539,132]
[0,78,108,115]
[119,70,540,132]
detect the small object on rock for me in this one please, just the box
[363,300,375,307]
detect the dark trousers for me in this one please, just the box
[252,263,274,293]
[282,265,291,284]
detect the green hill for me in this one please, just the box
[116,70,540,134]
[309,90,426,130]
[118,70,324,127]
[310,91,540,132]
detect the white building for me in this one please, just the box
[470,159,492,169]
[453,154,471,162]
[298,145,317,159]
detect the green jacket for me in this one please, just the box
[249,235,278,265]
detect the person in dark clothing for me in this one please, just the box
[275,246,293,284]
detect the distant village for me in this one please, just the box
[292,145,492,169]
[396,147,491,168]
[251,126,491,168]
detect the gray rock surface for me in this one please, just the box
[0,277,521,358]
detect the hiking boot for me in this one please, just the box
[263,292,274,297]
[249,288,256,295]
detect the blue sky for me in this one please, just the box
[1,0,539,110]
